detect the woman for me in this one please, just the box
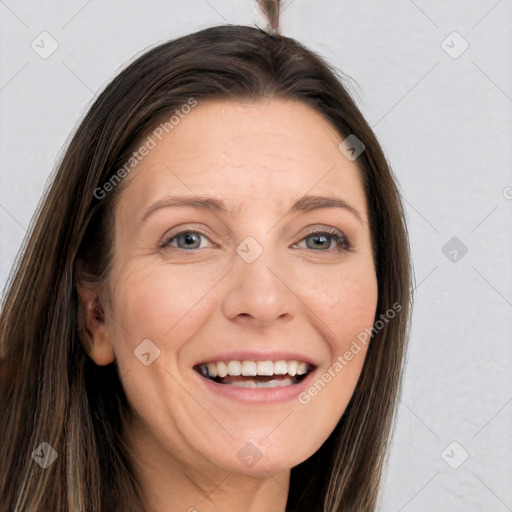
[0,24,412,512]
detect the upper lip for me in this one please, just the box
[193,351,319,368]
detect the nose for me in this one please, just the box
[221,247,296,329]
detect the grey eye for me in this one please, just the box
[162,231,208,250]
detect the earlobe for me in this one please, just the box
[75,264,116,366]
[83,298,116,366]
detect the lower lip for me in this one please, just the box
[196,370,316,404]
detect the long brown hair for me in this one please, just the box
[0,24,412,512]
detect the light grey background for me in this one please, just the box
[1,1,511,510]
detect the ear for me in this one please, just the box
[75,259,115,366]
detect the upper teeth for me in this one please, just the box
[199,360,310,378]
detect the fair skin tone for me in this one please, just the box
[78,99,378,512]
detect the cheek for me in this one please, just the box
[292,271,377,451]
[302,263,378,350]
[108,261,218,342]
[104,261,226,393]
[337,275,378,343]
[103,263,221,431]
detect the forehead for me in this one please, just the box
[116,99,367,220]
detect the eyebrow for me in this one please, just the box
[140,194,362,223]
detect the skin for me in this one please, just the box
[78,99,378,512]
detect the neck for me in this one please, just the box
[122,414,290,512]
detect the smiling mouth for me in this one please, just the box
[194,359,314,388]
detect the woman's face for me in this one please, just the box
[101,99,378,476]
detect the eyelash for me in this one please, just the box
[299,228,351,252]
[159,227,351,253]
